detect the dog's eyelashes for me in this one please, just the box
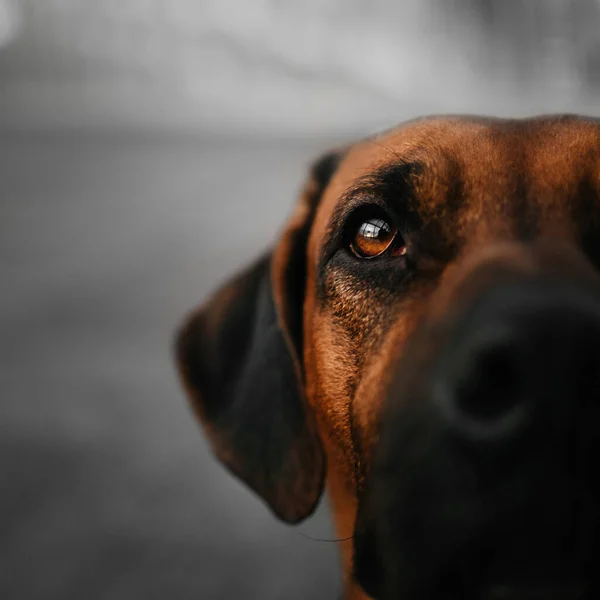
[348,208,407,259]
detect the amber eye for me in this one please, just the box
[350,213,406,259]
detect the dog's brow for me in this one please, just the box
[346,161,422,200]
[332,161,423,227]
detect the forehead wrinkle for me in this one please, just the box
[525,125,600,227]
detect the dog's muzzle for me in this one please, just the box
[435,280,600,445]
[354,247,600,600]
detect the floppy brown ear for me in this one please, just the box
[175,149,344,523]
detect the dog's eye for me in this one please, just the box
[349,210,407,259]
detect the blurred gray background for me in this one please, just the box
[1,1,600,599]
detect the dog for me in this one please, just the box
[175,114,600,600]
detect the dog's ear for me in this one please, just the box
[175,149,344,523]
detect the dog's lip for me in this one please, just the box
[481,581,587,600]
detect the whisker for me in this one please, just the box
[365,138,404,162]
[296,531,353,543]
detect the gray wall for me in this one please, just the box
[2,2,600,599]
[1,0,600,135]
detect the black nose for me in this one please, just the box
[434,281,600,443]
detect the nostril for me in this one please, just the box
[455,343,523,422]
[434,329,532,442]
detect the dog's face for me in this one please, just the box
[176,115,600,599]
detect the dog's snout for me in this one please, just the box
[434,281,600,444]
[354,279,600,600]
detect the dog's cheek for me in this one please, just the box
[305,310,358,485]
[350,311,420,487]
[323,269,399,361]
[305,300,399,492]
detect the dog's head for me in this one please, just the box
[175,115,600,599]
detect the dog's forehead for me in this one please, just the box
[309,115,600,261]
